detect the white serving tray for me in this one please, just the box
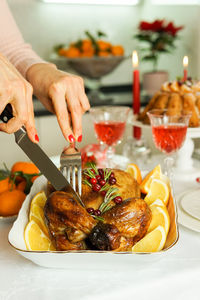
[8,175,179,269]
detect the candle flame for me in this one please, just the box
[132,50,139,68]
[183,56,188,68]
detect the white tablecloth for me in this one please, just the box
[0,177,200,300]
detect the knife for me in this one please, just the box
[0,104,84,206]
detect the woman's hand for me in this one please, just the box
[26,63,90,143]
[0,53,38,143]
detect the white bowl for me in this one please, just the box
[8,175,179,269]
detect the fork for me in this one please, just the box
[60,142,83,198]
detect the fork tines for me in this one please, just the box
[60,145,82,196]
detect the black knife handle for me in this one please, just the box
[0,104,13,123]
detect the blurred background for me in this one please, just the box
[2,0,200,166]
[8,0,200,84]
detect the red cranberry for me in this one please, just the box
[90,178,97,184]
[99,179,106,186]
[85,175,90,180]
[109,177,116,185]
[91,169,96,174]
[196,177,200,183]
[92,183,101,192]
[101,190,107,197]
[114,196,122,204]
[94,209,101,216]
[110,172,115,178]
[96,175,101,181]
[98,169,104,178]
[87,207,94,214]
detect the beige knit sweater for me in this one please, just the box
[0,0,44,78]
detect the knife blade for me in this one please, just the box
[0,104,84,206]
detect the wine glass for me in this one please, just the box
[90,106,130,168]
[147,109,191,179]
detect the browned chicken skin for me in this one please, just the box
[88,198,151,251]
[44,191,97,251]
[45,169,151,252]
[81,169,141,210]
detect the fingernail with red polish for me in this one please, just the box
[68,134,75,143]
[77,135,82,142]
[35,134,39,142]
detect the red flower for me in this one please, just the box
[139,20,164,32]
[139,21,152,31]
[151,20,164,31]
[164,22,184,36]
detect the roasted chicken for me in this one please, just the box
[45,168,151,252]
[44,191,96,250]
[88,198,151,251]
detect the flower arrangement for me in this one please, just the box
[134,20,184,71]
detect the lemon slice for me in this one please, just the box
[30,191,47,210]
[29,203,49,236]
[126,163,142,184]
[148,204,170,234]
[150,199,165,208]
[24,220,55,251]
[144,178,169,206]
[140,165,161,194]
[132,225,166,253]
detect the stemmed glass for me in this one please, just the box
[147,109,191,179]
[90,106,130,168]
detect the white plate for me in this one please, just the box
[8,175,178,269]
[180,189,200,221]
[177,189,200,232]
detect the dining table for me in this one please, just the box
[0,156,200,300]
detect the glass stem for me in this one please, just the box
[106,146,115,168]
[164,156,174,182]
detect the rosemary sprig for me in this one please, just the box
[99,183,110,192]
[83,179,92,188]
[104,169,112,181]
[92,215,104,222]
[88,162,98,174]
[99,187,120,214]
[83,168,96,179]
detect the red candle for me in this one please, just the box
[183,55,188,81]
[132,51,141,139]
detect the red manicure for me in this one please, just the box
[35,134,39,142]
[68,134,75,143]
[77,135,82,142]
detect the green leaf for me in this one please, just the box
[97,31,107,38]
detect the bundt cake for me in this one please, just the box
[138,79,200,127]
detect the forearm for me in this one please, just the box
[0,0,45,78]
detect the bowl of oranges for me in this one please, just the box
[52,30,125,79]
[0,162,40,222]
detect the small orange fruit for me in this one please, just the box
[0,177,15,194]
[58,48,68,56]
[11,161,40,182]
[97,40,111,51]
[81,39,93,52]
[17,180,26,192]
[140,164,162,194]
[111,45,124,56]
[126,163,142,184]
[65,47,81,58]
[0,189,26,216]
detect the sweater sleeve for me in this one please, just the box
[0,0,45,78]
